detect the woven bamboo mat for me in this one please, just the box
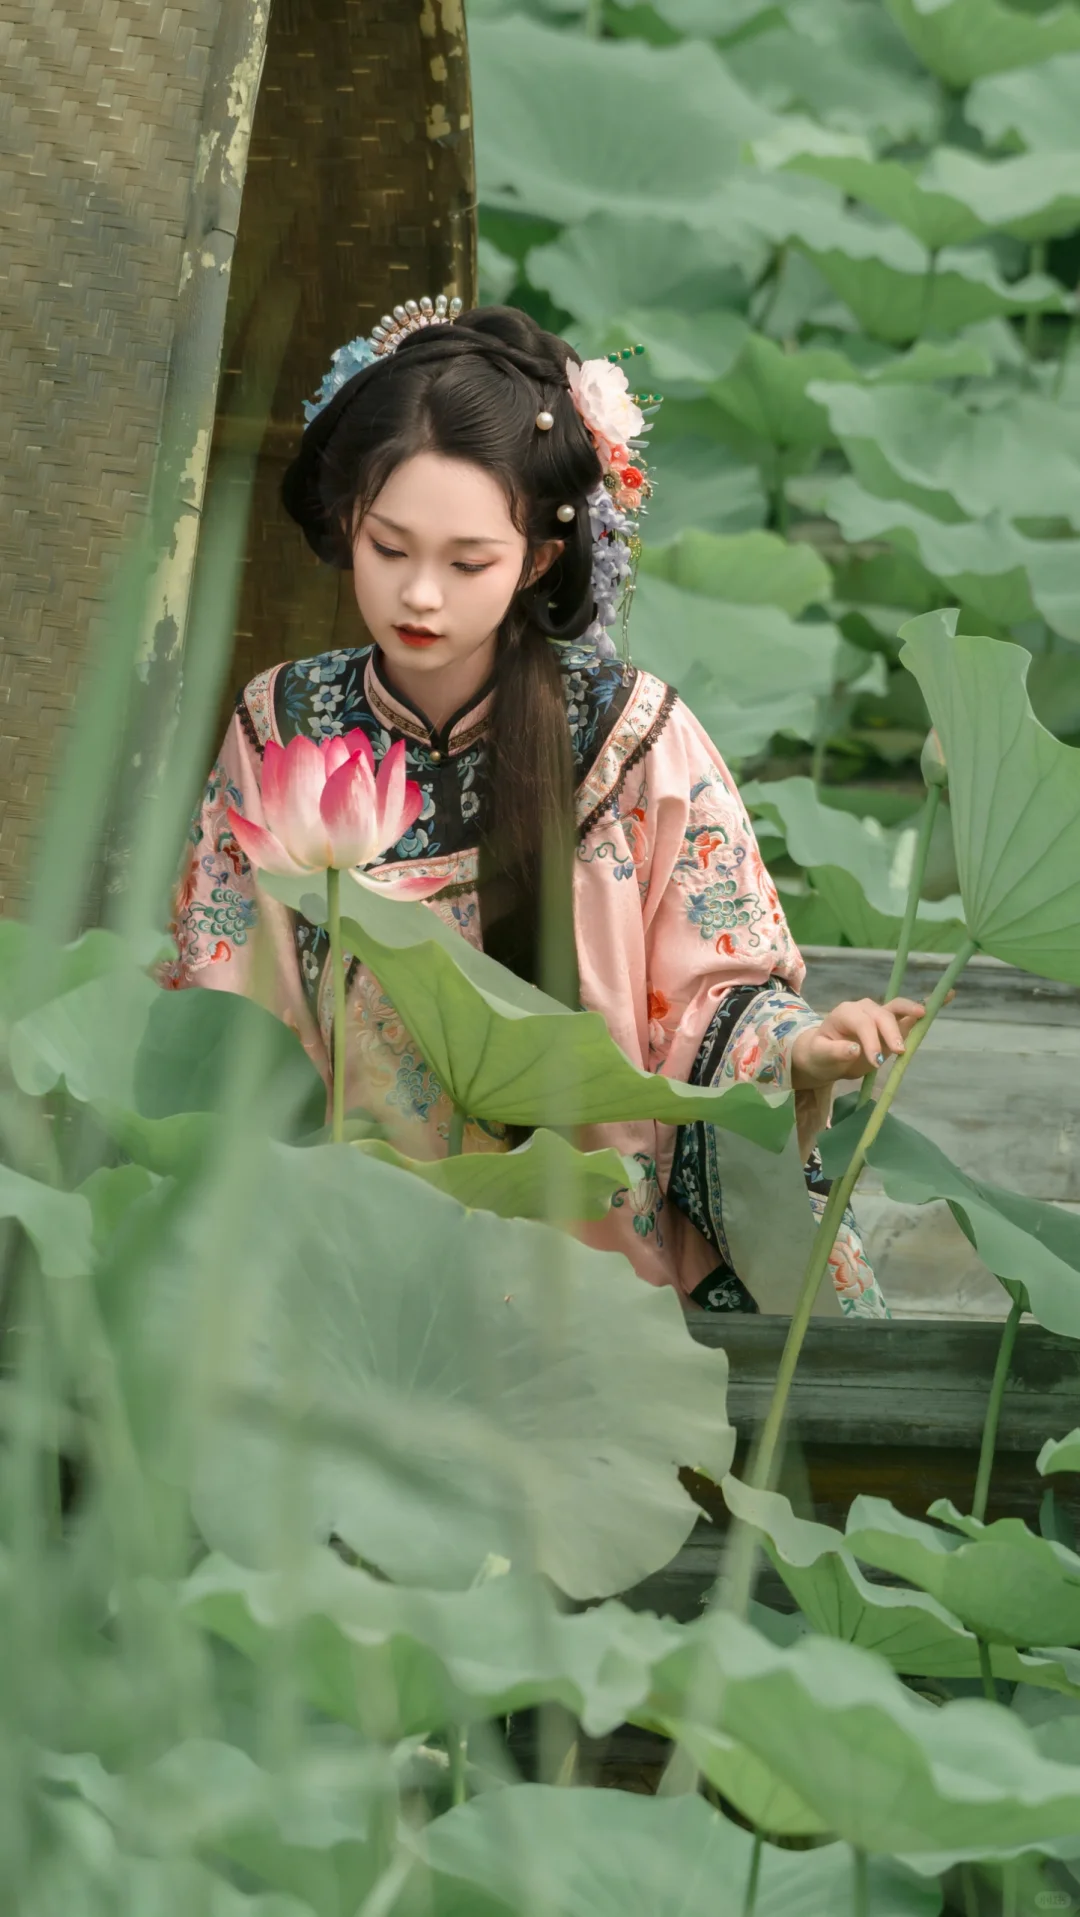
[1,0,476,913]
[216,0,477,725]
[0,0,220,912]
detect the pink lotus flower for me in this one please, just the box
[227,732,440,898]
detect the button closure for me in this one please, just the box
[430,748,442,764]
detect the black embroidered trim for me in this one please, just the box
[577,682,679,841]
[235,694,263,757]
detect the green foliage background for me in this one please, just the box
[5,8,1080,1915]
[467,0,1080,947]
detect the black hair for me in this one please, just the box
[281,305,605,999]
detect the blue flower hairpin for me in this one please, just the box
[303,294,464,423]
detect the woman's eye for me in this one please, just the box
[453,560,492,575]
[372,540,404,559]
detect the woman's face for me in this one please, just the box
[351,451,561,693]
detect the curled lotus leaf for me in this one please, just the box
[900,611,1080,984]
[262,869,791,1142]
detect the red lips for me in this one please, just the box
[394,624,442,648]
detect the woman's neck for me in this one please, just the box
[377,635,498,734]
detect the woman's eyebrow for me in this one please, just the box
[368,511,510,547]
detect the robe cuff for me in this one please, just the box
[719,985,831,1160]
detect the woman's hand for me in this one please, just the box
[790,997,926,1089]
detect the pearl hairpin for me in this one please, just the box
[536,410,555,431]
[369,294,463,357]
[556,503,576,523]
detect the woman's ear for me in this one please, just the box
[525,537,565,587]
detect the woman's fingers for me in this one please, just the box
[828,1003,889,1066]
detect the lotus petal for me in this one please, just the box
[225,810,312,879]
[261,736,331,869]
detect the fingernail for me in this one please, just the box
[875,1052,885,1065]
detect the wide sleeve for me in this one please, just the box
[160,710,329,1084]
[639,699,829,1157]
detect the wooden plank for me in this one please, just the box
[858,1018,1080,1202]
[687,1316,1080,1450]
[802,947,1080,1026]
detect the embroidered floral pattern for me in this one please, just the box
[671,771,800,974]
[166,760,257,976]
[668,985,888,1318]
[611,1152,664,1242]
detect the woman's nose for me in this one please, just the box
[401,569,443,614]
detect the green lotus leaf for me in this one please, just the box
[814,383,1080,531]
[725,0,941,145]
[263,869,791,1142]
[419,1785,940,1916]
[1040,1432,1080,1478]
[578,308,749,395]
[797,218,1066,344]
[722,1475,1080,1695]
[526,212,763,320]
[152,1139,736,1597]
[640,529,832,615]
[820,1105,1080,1339]
[887,0,1080,89]
[184,1548,679,1741]
[9,968,160,1106]
[844,1495,1080,1650]
[0,921,163,1026]
[649,1608,1080,1859]
[755,129,1080,248]
[743,776,966,950]
[0,1163,94,1280]
[636,439,767,546]
[630,575,842,761]
[826,479,1080,643]
[354,1130,639,1223]
[811,868,968,953]
[901,612,1080,982]
[77,1164,157,1255]
[865,337,996,383]
[966,53,1080,155]
[14,1791,312,1917]
[709,333,858,452]
[49,1737,387,1914]
[8,968,325,1137]
[472,15,773,225]
[644,1716,831,1837]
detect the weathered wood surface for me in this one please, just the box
[690,1316,1080,1450]
[801,947,1080,1316]
[620,1315,1080,1620]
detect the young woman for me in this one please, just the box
[166,302,924,1315]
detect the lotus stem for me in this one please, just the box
[583,0,603,34]
[971,1290,1024,1701]
[1026,243,1047,359]
[742,1828,764,1915]
[857,783,942,1108]
[972,1292,1023,1524]
[448,1106,466,1156]
[327,866,347,1147]
[977,1637,997,1705]
[853,1848,869,1917]
[771,453,789,536]
[961,1862,980,1917]
[722,936,978,1618]
[1053,308,1077,398]
[449,1725,468,1805]
[919,250,939,332]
